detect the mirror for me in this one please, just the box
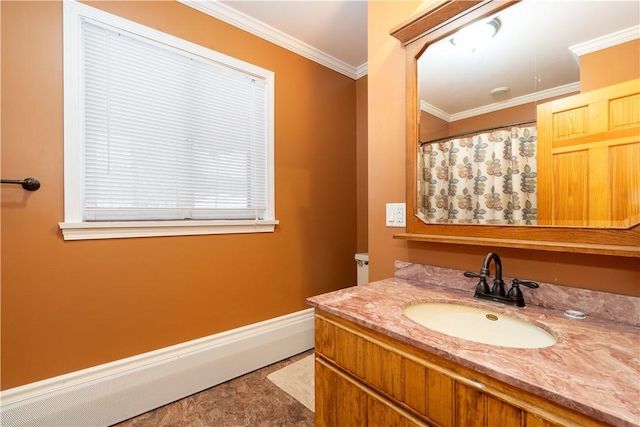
[416,0,639,227]
[390,0,640,257]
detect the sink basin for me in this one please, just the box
[403,302,556,348]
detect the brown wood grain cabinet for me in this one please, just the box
[314,309,610,427]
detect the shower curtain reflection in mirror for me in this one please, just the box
[418,126,537,225]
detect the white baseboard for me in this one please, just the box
[0,308,315,427]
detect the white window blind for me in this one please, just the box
[82,19,269,221]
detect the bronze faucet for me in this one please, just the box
[464,252,539,307]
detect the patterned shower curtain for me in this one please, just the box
[418,126,537,225]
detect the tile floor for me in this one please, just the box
[112,350,315,427]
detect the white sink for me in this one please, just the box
[403,302,556,348]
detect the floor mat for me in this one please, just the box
[267,354,315,412]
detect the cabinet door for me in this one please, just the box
[337,373,368,426]
[455,382,486,427]
[316,359,368,426]
[537,78,640,227]
[367,396,419,427]
[315,358,337,427]
[486,395,523,426]
[426,369,454,426]
[404,359,427,416]
[316,357,424,427]
[525,413,558,427]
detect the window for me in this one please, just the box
[60,1,277,240]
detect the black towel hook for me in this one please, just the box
[1,177,41,191]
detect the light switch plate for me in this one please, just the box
[386,203,406,227]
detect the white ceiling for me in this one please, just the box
[219,0,368,69]
[420,0,640,121]
[179,0,367,78]
[186,0,639,111]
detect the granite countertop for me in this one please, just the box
[307,277,640,427]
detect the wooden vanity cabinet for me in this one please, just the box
[314,309,609,427]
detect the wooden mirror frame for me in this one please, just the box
[390,0,640,257]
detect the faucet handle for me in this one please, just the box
[464,271,490,294]
[507,279,539,307]
[512,278,539,289]
[463,271,484,279]
[507,284,523,300]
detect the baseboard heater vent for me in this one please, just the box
[0,308,314,426]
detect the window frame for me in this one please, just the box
[60,0,278,241]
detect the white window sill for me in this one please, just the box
[58,220,279,241]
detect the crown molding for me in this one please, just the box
[355,63,368,80]
[421,82,581,122]
[420,100,450,122]
[570,25,640,57]
[178,0,366,80]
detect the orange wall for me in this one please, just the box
[1,1,357,389]
[422,96,579,141]
[356,76,369,253]
[420,103,538,143]
[581,39,640,92]
[419,110,448,142]
[368,2,639,296]
[449,103,537,135]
